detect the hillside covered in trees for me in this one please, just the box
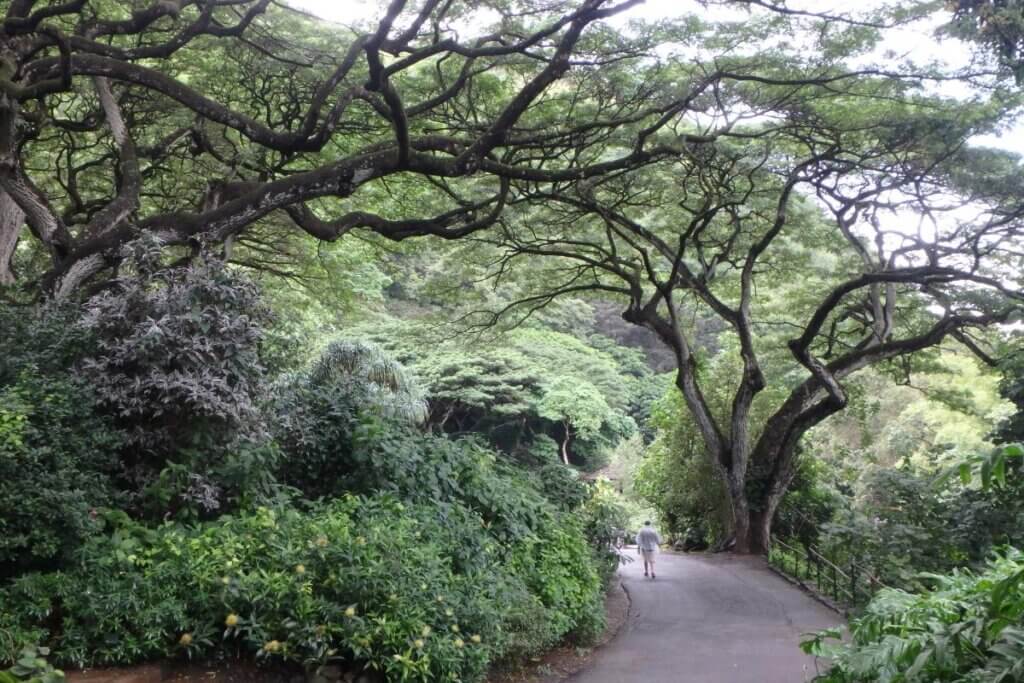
[1,0,1024,681]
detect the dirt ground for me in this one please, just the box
[67,661,298,682]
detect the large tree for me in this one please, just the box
[0,0,711,295]
[4,0,1022,554]
[444,4,1024,553]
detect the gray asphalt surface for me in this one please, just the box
[570,549,843,683]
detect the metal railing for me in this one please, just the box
[768,535,886,610]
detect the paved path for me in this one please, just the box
[570,550,843,683]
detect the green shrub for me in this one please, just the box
[0,495,603,682]
[805,549,1024,682]
[0,376,122,576]
[818,446,1024,592]
[0,305,123,577]
[509,513,605,647]
[274,375,551,545]
[1,645,65,683]
[578,480,631,584]
[79,241,270,514]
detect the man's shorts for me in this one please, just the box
[641,549,656,564]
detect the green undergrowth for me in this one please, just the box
[805,549,1024,682]
[0,495,603,682]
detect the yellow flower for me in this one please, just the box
[436,595,445,603]
[225,613,239,627]
[316,536,329,547]
[345,606,357,618]
[470,634,482,644]
[444,608,454,617]
[356,536,366,546]
[392,654,402,661]
[263,640,281,653]
[414,639,425,649]
[421,625,432,637]
[294,564,306,575]
[179,633,193,647]
[221,576,230,585]
[450,624,460,633]
[453,638,464,648]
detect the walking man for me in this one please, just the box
[636,521,662,579]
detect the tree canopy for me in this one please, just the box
[2,0,1024,556]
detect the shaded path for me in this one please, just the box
[570,550,842,683]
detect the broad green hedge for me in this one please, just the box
[0,496,603,682]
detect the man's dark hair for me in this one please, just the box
[644,520,651,525]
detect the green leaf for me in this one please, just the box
[1002,444,1024,458]
[958,462,972,485]
[989,568,1024,619]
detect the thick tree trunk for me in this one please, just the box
[728,496,779,554]
[560,423,571,465]
[0,188,23,285]
[747,503,779,555]
[721,438,791,555]
[725,472,753,553]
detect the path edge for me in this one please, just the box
[766,561,847,616]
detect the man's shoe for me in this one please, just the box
[644,572,648,577]
[651,574,656,579]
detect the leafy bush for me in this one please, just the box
[270,341,427,499]
[578,480,631,584]
[523,438,591,512]
[79,240,270,512]
[271,341,557,545]
[819,446,1024,591]
[0,645,65,683]
[0,303,612,680]
[0,305,122,576]
[806,549,1024,682]
[509,515,606,649]
[0,376,122,577]
[0,496,602,682]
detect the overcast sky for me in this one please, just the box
[288,0,1022,154]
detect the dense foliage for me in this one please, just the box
[79,242,272,518]
[0,496,602,681]
[817,447,1024,591]
[2,0,1024,679]
[353,321,646,469]
[0,305,122,577]
[0,251,621,681]
[806,550,1024,682]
